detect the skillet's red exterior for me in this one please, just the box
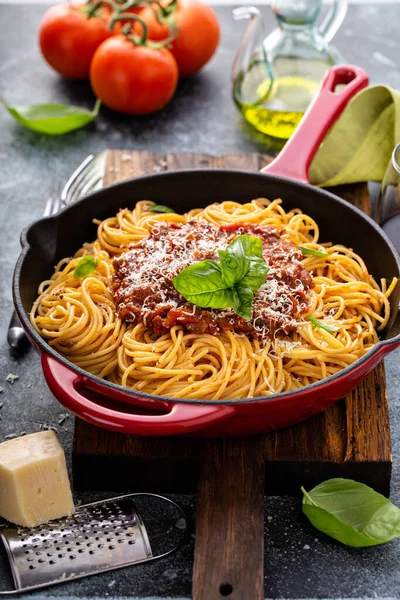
[13,65,400,436]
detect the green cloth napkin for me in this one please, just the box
[309,85,400,187]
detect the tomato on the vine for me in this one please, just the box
[90,35,178,114]
[39,3,117,80]
[138,0,220,77]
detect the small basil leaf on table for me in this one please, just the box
[149,204,175,213]
[172,259,236,309]
[299,246,328,257]
[2,98,100,135]
[73,256,98,279]
[308,315,340,332]
[301,478,400,547]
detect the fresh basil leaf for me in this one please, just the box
[172,260,235,309]
[234,286,254,321]
[149,205,175,214]
[219,235,266,289]
[308,315,340,332]
[301,478,400,547]
[73,256,98,279]
[2,98,100,135]
[218,249,242,287]
[241,256,268,291]
[300,246,328,257]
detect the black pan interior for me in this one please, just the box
[16,170,400,342]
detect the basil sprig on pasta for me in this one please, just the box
[172,234,268,321]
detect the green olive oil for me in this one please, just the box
[234,58,331,139]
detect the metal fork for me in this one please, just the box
[7,153,107,350]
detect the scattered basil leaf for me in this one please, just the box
[1,98,100,136]
[308,315,340,332]
[73,256,98,279]
[149,205,175,213]
[172,235,268,320]
[300,245,328,257]
[301,478,400,547]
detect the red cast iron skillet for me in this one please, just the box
[13,65,400,437]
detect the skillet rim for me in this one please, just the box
[12,168,400,407]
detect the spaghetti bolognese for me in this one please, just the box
[30,198,397,400]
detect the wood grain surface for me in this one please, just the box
[72,150,392,600]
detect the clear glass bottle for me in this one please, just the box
[233,0,347,139]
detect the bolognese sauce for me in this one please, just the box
[112,220,313,340]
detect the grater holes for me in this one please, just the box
[28,565,35,570]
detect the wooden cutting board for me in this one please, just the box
[72,150,391,600]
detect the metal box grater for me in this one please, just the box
[0,493,186,595]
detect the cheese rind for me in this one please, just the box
[0,431,74,527]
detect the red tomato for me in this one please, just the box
[138,0,220,77]
[90,36,179,115]
[39,4,116,80]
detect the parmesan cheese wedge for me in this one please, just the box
[0,431,74,527]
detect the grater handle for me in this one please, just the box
[261,65,369,183]
[42,354,235,435]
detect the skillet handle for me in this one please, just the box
[261,65,369,183]
[41,354,234,436]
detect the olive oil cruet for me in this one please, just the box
[232,0,347,139]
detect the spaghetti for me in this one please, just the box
[31,199,398,400]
